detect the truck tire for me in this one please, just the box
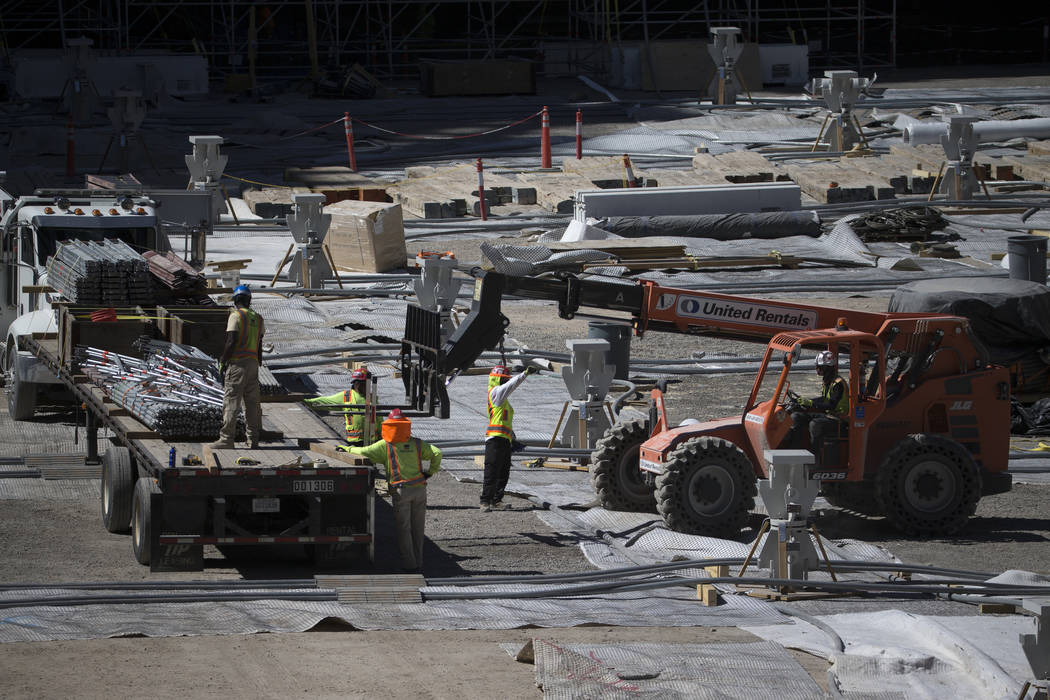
[101,447,136,533]
[7,354,37,421]
[132,478,160,565]
[655,437,756,537]
[875,434,981,536]
[590,418,655,512]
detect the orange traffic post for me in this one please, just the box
[623,154,636,188]
[65,118,75,177]
[344,112,357,172]
[541,105,552,169]
[476,157,488,221]
[575,109,582,160]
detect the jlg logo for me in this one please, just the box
[950,401,973,411]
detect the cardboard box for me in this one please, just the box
[325,200,407,273]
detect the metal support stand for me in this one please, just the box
[99,90,153,174]
[737,450,842,598]
[705,27,744,105]
[556,339,616,451]
[185,135,229,266]
[937,115,982,201]
[1021,602,1050,698]
[812,70,872,152]
[413,252,462,341]
[55,37,101,122]
[286,193,333,289]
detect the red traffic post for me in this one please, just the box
[575,109,582,160]
[540,105,552,169]
[476,157,488,221]
[65,118,75,177]
[343,112,357,172]
[623,154,636,188]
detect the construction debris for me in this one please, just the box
[848,206,950,242]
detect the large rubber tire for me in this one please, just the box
[132,478,160,565]
[590,418,655,512]
[7,353,37,421]
[101,447,136,533]
[822,481,880,516]
[654,437,756,537]
[875,434,981,536]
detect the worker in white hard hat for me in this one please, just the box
[305,368,380,447]
[209,285,265,450]
[480,364,536,512]
[348,409,441,574]
[784,350,849,463]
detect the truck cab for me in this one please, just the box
[1,189,165,418]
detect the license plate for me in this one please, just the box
[252,497,280,513]
[293,480,334,493]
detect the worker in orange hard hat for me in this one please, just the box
[480,364,537,512]
[348,408,441,573]
[305,368,379,447]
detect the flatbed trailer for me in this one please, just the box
[23,333,376,572]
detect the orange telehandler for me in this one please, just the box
[400,270,1011,537]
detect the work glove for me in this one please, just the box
[800,398,813,408]
[336,444,356,453]
[524,366,539,376]
[511,439,526,453]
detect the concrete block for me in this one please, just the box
[452,199,468,216]
[512,187,538,205]
[423,202,446,219]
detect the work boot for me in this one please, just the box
[492,500,507,510]
[479,503,492,512]
[207,439,234,450]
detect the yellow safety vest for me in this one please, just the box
[386,438,426,487]
[230,307,262,361]
[823,376,849,416]
[486,377,513,440]
[343,388,376,443]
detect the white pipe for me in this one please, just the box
[903,117,1050,145]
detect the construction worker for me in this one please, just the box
[209,285,265,450]
[348,409,441,573]
[304,368,379,447]
[480,364,536,512]
[785,350,849,463]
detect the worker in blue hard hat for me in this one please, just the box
[209,285,265,450]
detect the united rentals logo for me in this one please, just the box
[676,296,817,330]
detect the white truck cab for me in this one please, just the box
[1,188,166,418]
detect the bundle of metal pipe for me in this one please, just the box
[46,239,153,305]
[134,336,284,396]
[77,345,239,440]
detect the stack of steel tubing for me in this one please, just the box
[142,250,207,293]
[46,239,153,305]
[134,337,285,396]
[77,346,242,440]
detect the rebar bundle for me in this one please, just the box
[142,250,207,293]
[77,345,242,440]
[46,239,153,305]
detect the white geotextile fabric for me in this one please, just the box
[530,639,823,700]
[743,610,1035,699]
[0,584,785,644]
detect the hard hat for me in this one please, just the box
[382,408,411,443]
[815,350,836,367]
[490,365,511,378]
[351,368,369,382]
[232,284,252,299]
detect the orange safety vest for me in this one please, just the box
[385,438,426,487]
[230,307,262,361]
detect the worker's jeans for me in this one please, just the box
[481,437,512,505]
[219,358,262,445]
[391,483,427,572]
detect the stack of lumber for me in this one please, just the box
[143,250,207,293]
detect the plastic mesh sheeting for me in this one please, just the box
[0,478,98,500]
[532,639,823,700]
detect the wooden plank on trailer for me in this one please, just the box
[301,439,372,465]
[113,415,159,439]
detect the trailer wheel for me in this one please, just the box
[876,434,981,536]
[7,351,37,421]
[102,447,136,533]
[655,437,756,537]
[132,478,160,565]
[590,418,655,512]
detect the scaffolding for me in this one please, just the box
[0,1,897,82]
